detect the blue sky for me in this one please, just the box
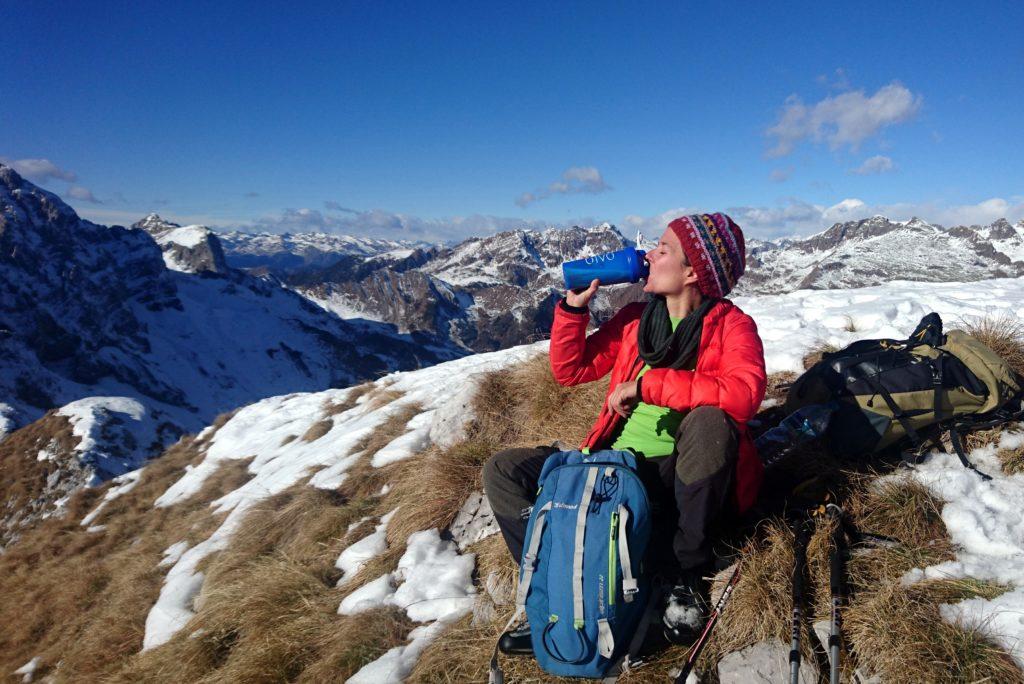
[2,1,1022,242]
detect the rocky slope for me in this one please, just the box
[287,224,646,353]
[738,215,1024,294]
[0,165,462,539]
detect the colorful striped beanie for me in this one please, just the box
[667,213,746,298]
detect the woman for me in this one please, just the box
[484,212,767,647]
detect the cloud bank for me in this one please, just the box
[516,166,610,207]
[624,197,1024,240]
[0,157,77,183]
[251,207,583,243]
[850,155,895,175]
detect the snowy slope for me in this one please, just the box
[132,276,1024,677]
[218,229,421,272]
[0,166,466,537]
[739,216,1024,294]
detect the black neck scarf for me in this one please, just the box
[637,296,718,369]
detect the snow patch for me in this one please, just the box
[81,470,143,526]
[57,397,157,482]
[902,429,1024,666]
[335,509,397,585]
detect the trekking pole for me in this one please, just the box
[826,503,846,684]
[673,561,742,684]
[789,515,813,684]
[667,561,741,684]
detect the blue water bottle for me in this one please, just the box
[562,248,650,290]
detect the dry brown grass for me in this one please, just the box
[0,416,255,682]
[847,578,1022,683]
[322,382,375,416]
[6,349,1024,682]
[763,371,798,404]
[959,311,1024,378]
[802,340,840,370]
[999,441,1024,475]
[0,411,80,545]
[468,352,607,449]
[384,439,496,546]
[301,417,334,442]
[113,481,415,684]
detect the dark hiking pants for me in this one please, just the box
[481,405,739,574]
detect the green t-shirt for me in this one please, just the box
[609,316,685,459]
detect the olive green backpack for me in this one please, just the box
[785,313,1024,478]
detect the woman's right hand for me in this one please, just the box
[565,279,600,308]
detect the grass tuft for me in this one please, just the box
[802,340,839,370]
[959,311,1024,378]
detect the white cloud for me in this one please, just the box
[251,207,582,243]
[67,185,101,203]
[766,81,922,157]
[815,68,852,91]
[850,155,895,175]
[623,197,1024,240]
[515,165,611,207]
[0,157,78,183]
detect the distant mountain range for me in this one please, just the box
[126,208,1024,368]
[738,215,1024,294]
[4,160,1024,541]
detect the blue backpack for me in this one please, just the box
[490,449,653,681]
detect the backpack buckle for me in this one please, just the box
[622,579,639,596]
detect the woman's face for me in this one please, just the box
[642,228,698,295]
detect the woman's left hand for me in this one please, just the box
[608,380,640,418]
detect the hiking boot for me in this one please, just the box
[661,571,710,645]
[497,623,533,656]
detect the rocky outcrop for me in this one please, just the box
[133,213,230,274]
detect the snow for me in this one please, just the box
[338,573,395,614]
[80,470,143,526]
[156,225,208,249]
[335,509,397,585]
[159,541,189,568]
[57,397,156,482]
[143,342,541,649]
[901,428,1024,666]
[371,412,435,467]
[13,657,40,683]
[0,402,16,443]
[346,620,452,684]
[342,529,477,683]
[337,528,477,620]
[733,278,1024,375]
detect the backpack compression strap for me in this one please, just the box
[489,501,553,684]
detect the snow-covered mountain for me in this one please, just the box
[212,215,1024,353]
[738,215,1024,294]
[133,213,230,274]
[290,223,646,352]
[0,165,463,541]
[218,229,423,272]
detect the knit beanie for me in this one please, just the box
[667,213,746,298]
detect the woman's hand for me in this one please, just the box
[565,279,599,308]
[608,380,640,418]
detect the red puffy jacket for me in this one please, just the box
[549,298,767,513]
